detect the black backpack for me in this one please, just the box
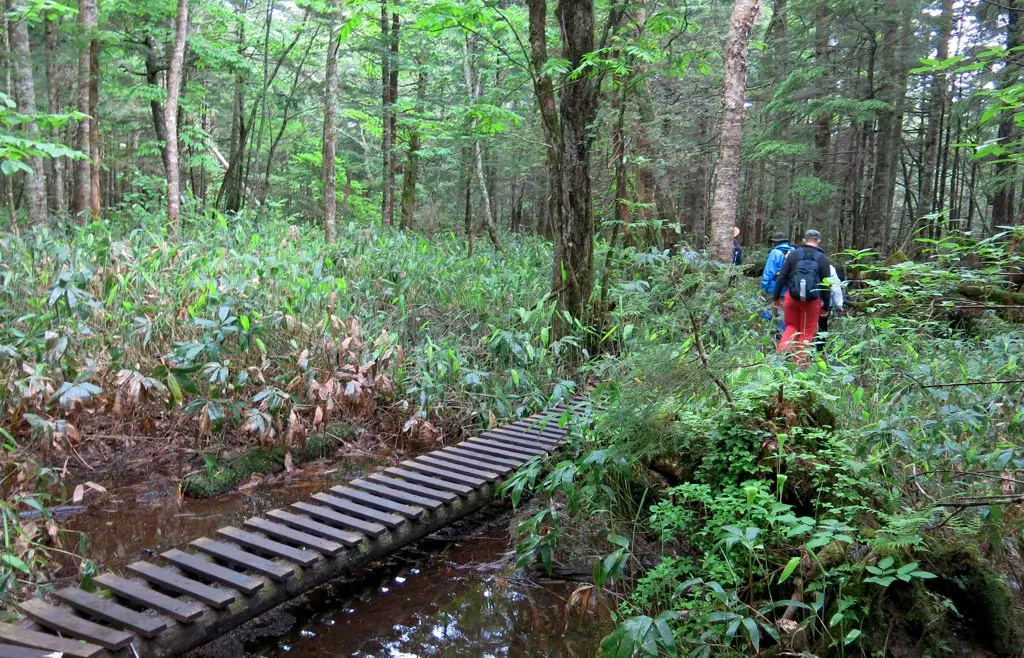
[788,248,825,302]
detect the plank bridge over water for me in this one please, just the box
[0,398,587,658]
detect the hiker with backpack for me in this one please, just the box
[771,229,833,365]
[760,232,795,333]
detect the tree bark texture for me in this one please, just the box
[380,1,396,226]
[917,0,953,239]
[709,0,761,263]
[400,70,426,229]
[89,37,100,216]
[6,0,47,225]
[165,0,189,227]
[73,0,96,219]
[993,1,1022,227]
[323,0,340,243]
[463,37,501,250]
[44,18,65,214]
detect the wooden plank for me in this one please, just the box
[17,600,133,651]
[292,501,388,537]
[482,432,558,452]
[490,425,564,442]
[441,446,522,470]
[161,549,265,596]
[190,537,295,582]
[0,623,103,658]
[243,518,345,556]
[94,573,204,624]
[56,587,167,637]
[456,442,536,462]
[428,450,513,475]
[364,473,458,502]
[127,561,235,609]
[413,454,501,481]
[216,527,321,567]
[466,437,544,457]
[348,479,445,510]
[503,421,564,437]
[265,509,365,546]
[0,642,63,658]
[383,467,474,495]
[396,460,490,487]
[462,440,542,460]
[328,485,426,519]
[309,494,406,529]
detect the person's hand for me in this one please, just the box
[820,309,829,318]
[773,299,782,310]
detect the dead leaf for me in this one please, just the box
[489,411,497,429]
[313,405,324,428]
[84,481,107,494]
[72,484,84,504]
[284,452,294,472]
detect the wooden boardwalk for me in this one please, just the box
[0,399,585,658]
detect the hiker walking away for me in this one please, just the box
[816,262,844,352]
[772,229,832,366]
[760,232,794,333]
[732,227,743,266]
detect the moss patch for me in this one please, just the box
[182,429,344,498]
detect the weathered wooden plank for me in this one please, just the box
[364,473,459,502]
[93,573,204,624]
[190,537,295,582]
[413,454,501,481]
[162,548,266,596]
[383,467,474,495]
[481,432,558,452]
[265,510,365,546]
[348,479,445,510]
[56,587,168,637]
[502,422,565,438]
[292,501,388,537]
[429,450,513,475]
[397,460,490,486]
[489,425,564,442]
[309,494,407,529]
[216,527,321,567]
[128,561,235,609]
[17,599,133,651]
[456,442,537,462]
[441,446,522,470]
[466,437,545,457]
[243,518,345,556]
[328,485,426,519]
[0,623,103,658]
[0,642,64,658]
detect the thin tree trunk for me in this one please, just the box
[73,0,96,220]
[527,0,560,245]
[1,11,16,225]
[380,0,395,226]
[323,0,340,243]
[5,0,47,225]
[165,0,189,228]
[89,37,100,216]
[918,0,953,234]
[811,4,832,227]
[708,0,762,263]
[217,2,247,213]
[993,1,1022,227]
[44,18,65,214]
[400,70,426,229]
[463,37,501,250]
[463,145,474,257]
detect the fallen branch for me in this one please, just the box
[688,312,732,403]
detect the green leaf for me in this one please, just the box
[779,556,800,584]
[1,554,30,574]
[167,372,183,404]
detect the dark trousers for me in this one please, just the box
[816,313,829,352]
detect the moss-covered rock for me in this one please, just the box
[182,429,343,498]
[925,544,1024,657]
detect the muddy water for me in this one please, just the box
[63,464,371,571]
[249,528,608,658]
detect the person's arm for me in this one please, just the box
[762,250,781,294]
[830,265,844,310]
[773,252,794,301]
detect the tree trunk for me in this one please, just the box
[217,3,247,213]
[463,145,474,257]
[323,0,340,243]
[380,1,396,226]
[811,4,832,227]
[44,18,65,214]
[917,0,953,240]
[993,1,1022,227]
[463,36,501,250]
[5,0,47,226]
[73,0,96,220]
[526,0,560,245]
[708,0,762,263]
[89,36,100,217]
[400,70,426,229]
[165,0,189,228]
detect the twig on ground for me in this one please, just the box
[688,312,733,403]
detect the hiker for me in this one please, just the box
[760,232,794,333]
[816,262,845,352]
[732,227,743,266]
[771,229,833,365]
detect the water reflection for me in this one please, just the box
[253,531,606,658]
